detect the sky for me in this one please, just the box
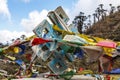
[0,0,120,43]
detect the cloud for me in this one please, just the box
[0,0,11,20]
[0,30,34,43]
[21,10,48,32]
[68,0,120,22]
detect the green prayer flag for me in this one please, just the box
[0,48,3,53]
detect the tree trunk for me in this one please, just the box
[77,25,82,34]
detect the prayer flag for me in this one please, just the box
[31,38,52,46]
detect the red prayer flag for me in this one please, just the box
[31,38,52,46]
[25,54,32,61]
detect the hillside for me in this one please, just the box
[86,11,120,41]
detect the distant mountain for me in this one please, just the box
[86,11,120,41]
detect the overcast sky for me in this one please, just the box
[0,0,120,43]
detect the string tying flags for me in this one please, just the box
[31,38,53,46]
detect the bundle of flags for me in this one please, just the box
[1,6,120,79]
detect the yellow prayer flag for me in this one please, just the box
[14,47,19,53]
[5,55,16,60]
[103,47,115,57]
